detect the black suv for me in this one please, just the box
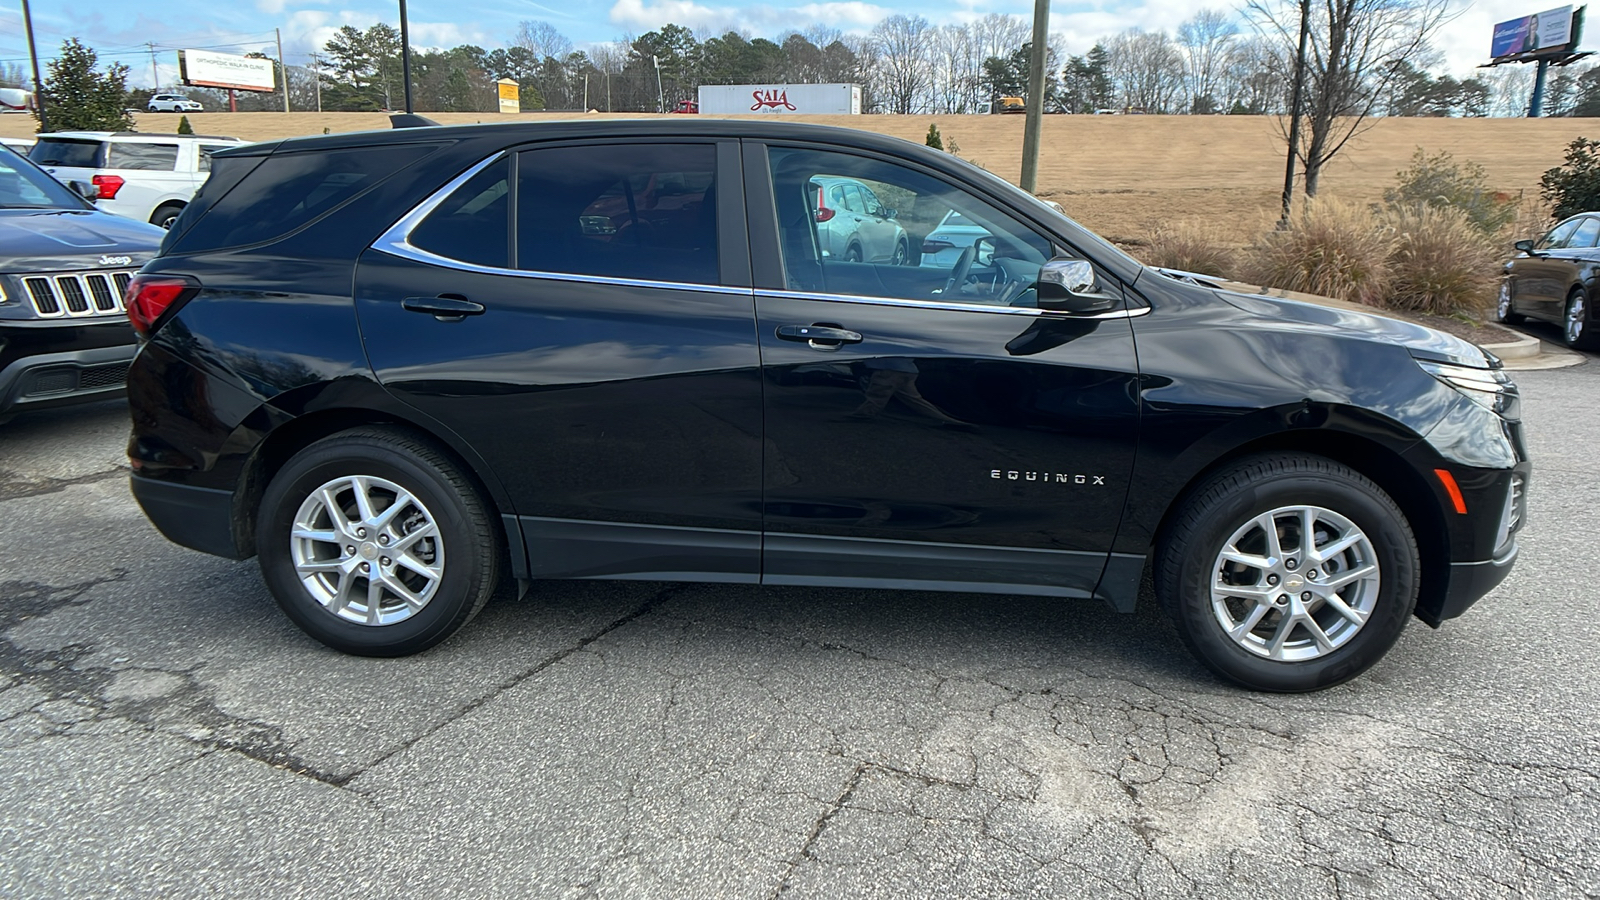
[0,144,161,423]
[126,120,1529,691]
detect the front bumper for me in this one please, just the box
[0,322,137,416]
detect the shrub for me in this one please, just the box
[1540,136,1600,221]
[1381,204,1501,316]
[176,115,193,135]
[1239,200,1392,305]
[1141,223,1235,278]
[1385,147,1516,236]
[924,123,943,150]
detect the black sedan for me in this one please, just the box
[124,118,1528,692]
[0,143,162,423]
[1498,212,1600,350]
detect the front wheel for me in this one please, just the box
[1495,280,1524,325]
[256,428,502,656]
[1565,288,1598,350]
[1156,454,1418,692]
[891,240,909,266]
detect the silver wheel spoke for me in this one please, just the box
[350,476,379,523]
[1321,593,1368,626]
[1299,508,1317,562]
[1322,563,1377,591]
[1228,602,1272,640]
[1303,617,1335,652]
[1220,549,1274,570]
[366,576,385,625]
[1259,512,1284,562]
[391,522,439,554]
[1265,613,1295,658]
[292,527,339,544]
[320,488,352,533]
[325,571,357,617]
[296,558,347,576]
[370,491,412,532]
[377,568,427,609]
[1312,531,1361,563]
[395,552,441,581]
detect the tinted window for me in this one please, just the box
[0,146,82,208]
[409,159,510,269]
[107,143,179,171]
[29,139,103,168]
[171,144,438,252]
[516,143,718,285]
[1571,217,1600,249]
[197,144,235,173]
[841,184,868,213]
[1540,219,1580,250]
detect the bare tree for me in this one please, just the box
[1178,9,1239,113]
[1248,0,1454,195]
[970,13,1030,62]
[870,15,934,114]
[1105,29,1185,113]
[515,21,573,61]
[1483,64,1535,116]
[1222,36,1289,114]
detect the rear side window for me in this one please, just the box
[1571,217,1600,249]
[29,139,103,168]
[107,143,178,171]
[169,143,439,253]
[409,159,510,268]
[515,143,718,285]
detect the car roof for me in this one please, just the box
[38,131,242,142]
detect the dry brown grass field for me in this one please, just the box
[4,110,1594,246]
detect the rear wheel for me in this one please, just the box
[1565,287,1599,350]
[1495,280,1523,325]
[150,203,184,230]
[1156,453,1418,692]
[891,239,909,265]
[256,428,501,656]
[844,244,862,263]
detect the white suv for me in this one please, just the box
[147,94,202,113]
[28,131,246,228]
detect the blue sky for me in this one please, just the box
[0,0,1559,90]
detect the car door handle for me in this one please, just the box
[402,295,485,322]
[776,324,862,351]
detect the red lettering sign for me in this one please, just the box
[750,89,798,111]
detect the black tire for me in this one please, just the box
[892,240,909,265]
[1495,280,1524,325]
[1564,287,1599,350]
[256,427,502,656]
[151,203,184,230]
[845,244,862,263]
[1156,453,1418,692]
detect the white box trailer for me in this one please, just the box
[697,83,862,115]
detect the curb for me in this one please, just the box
[1480,332,1540,360]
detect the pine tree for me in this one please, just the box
[176,115,194,135]
[37,38,133,133]
[924,123,943,150]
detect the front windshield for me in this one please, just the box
[0,145,85,209]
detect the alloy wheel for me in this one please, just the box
[1210,505,1381,662]
[289,474,444,626]
[1568,293,1587,344]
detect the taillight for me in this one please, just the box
[920,240,954,254]
[125,274,199,336]
[92,174,124,200]
[815,186,835,223]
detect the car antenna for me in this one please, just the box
[390,113,440,129]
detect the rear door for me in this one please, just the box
[101,141,187,223]
[356,140,765,583]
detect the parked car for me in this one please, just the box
[147,93,203,113]
[0,144,162,423]
[1497,212,1600,349]
[919,208,991,267]
[124,119,1527,692]
[28,131,246,229]
[810,175,910,264]
[0,136,33,154]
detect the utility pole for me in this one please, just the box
[276,28,290,112]
[1019,0,1050,192]
[583,73,589,111]
[1279,0,1311,226]
[21,0,47,132]
[653,56,665,113]
[311,53,323,113]
[398,0,415,113]
[147,42,159,91]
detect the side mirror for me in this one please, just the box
[1036,257,1120,313]
[69,180,98,202]
[874,206,896,219]
[1514,239,1539,256]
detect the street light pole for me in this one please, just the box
[21,0,48,132]
[653,56,665,113]
[398,0,415,113]
[1019,0,1050,193]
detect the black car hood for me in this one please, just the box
[1208,286,1495,368]
[0,209,164,273]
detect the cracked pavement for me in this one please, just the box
[1,363,1597,898]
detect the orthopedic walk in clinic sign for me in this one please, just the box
[1492,6,1577,58]
[179,49,276,93]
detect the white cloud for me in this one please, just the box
[608,0,888,35]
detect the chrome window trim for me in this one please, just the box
[370,150,749,297]
[755,287,1151,319]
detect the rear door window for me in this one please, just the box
[515,143,719,285]
[1570,217,1600,249]
[28,139,104,168]
[107,143,179,171]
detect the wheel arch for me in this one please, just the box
[233,405,526,580]
[1148,427,1449,625]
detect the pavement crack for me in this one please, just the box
[770,762,869,899]
[0,465,129,503]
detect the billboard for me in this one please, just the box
[179,49,277,92]
[1492,6,1577,58]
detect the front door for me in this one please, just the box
[356,141,765,583]
[748,143,1141,599]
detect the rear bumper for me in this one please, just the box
[130,473,250,559]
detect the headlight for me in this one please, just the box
[1415,358,1516,413]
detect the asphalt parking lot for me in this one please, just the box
[1,358,1596,899]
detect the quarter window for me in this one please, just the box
[408,159,510,269]
[107,143,179,171]
[516,143,718,285]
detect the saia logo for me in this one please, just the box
[751,89,798,111]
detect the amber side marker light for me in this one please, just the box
[1434,469,1468,515]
